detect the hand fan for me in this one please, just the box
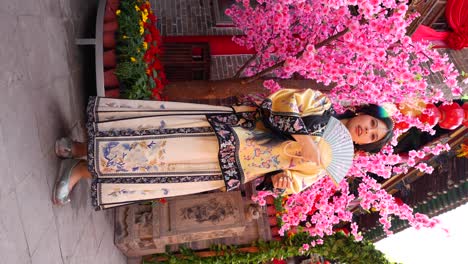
[321,116,354,184]
[282,117,354,185]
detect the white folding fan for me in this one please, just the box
[283,116,354,185]
[321,116,354,184]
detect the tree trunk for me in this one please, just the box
[162,79,333,101]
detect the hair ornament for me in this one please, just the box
[380,102,399,120]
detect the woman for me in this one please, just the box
[53,89,393,210]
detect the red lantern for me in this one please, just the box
[438,103,464,130]
[418,103,441,127]
[462,102,468,128]
[395,121,410,131]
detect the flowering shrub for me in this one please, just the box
[115,0,166,99]
[232,0,462,248]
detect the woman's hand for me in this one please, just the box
[272,172,292,189]
[300,144,321,164]
[292,134,321,165]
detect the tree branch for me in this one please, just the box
[233,53,258,79]
[243,28,350,84]
[234,23,294,79]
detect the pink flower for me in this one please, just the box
[452,86,462,96]
[347,75,358,86]
[231,0,455,241]
[263,80,282,93]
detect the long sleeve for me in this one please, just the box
[253,137,336,194]
[283,169,327,194]
[283,137,334,194]
[260,89,332,135]
[268,89,331,117]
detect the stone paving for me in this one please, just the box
[0,0,126,263]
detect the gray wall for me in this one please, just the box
[151,0,242,36]
[150,0,248,80]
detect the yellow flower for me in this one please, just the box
[139,26,144,35]
[123,35,128,39]
[457,143,468,158]
[135,5,140,11]
[143,42,148,50]
[116,10,121,15]
[130,57,136,62]
[142,10,148,20]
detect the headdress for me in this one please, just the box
[379,102,399,123]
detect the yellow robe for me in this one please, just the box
[234,89,333,194]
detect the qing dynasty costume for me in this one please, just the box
[87,89,334,210]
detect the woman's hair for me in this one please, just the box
[336,104,394,153]
[254,104,393,154]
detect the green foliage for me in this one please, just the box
[273,195,285,226]
[147,232,397,264]
[290,232,396,264]
[115,0,152,99]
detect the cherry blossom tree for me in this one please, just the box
[227,0,461,106]
[225,0,462,247]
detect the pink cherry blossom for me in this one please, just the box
[263,79,282,93]
[230,0,458,246]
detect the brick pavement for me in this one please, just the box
[0,0,126,263]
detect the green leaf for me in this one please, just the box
[148,78,156,89]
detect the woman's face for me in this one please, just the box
[345,114,389,145]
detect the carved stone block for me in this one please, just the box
[115,191,248,257]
